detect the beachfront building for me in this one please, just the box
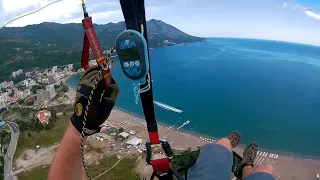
[46,84,56,99]
[67,64,73,71]
[118,132,130,141]
[125,137,142,147]
[52,66,58,73]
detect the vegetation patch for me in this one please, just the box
[16,156,139,180]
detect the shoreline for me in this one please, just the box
[64,74,320,160]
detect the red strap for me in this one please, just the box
[148,132,160,144]
[81,34,90,70]
[151,158,171,172]
[81,17,112,86]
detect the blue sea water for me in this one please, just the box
[66,38,320,157]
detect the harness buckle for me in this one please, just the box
[146,138,173,165]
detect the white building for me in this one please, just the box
[52,66,58,73]
[0,98,7,109]
[0,81,14,89]
[67,64,73,71]
[125,137,142,147]
[129,130,136,135]
[89,60,97,66]
[21,78,37,87]
[11,69,23,78]
[119,132,130,139]
[15,89,30,100]
[46,85,56,99]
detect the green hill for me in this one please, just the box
[0,19,206,82]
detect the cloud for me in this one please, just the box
[87,2,118,10]
[63,10,123,24]
[1,0,165,27]
[1,0,39,13]
[283,2,320,21]
[146,6,162,13]
[2,0,83,27]
[283,2,288,8]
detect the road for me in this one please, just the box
[3,121,19,180]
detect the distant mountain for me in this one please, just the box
[0,19,205,50]
[0,19,206,82]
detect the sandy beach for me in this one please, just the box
[106,108,320,180]
[62,74,76,104]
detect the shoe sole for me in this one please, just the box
[243,141,259,165]
[227,130,242,149]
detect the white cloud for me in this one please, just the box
[1,0,159,27]
[283,2,288,8]
[146,6,162,13]
[2,0,83,27]
[1,0,39,13]
[64,10,123,24]
[88,2,118,10]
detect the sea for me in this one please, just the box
[66,38,320,157]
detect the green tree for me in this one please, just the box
[45,121,54,130]
[50,116,57,122]
[18,99,24,105]
[31,85,45,94]
[51,110,57,119]
[26,100,34,106]
[34,120,43,133]
[60,84,69,92]
[118,127,124,133]
[54,85,60,89]
[171,149,200,170]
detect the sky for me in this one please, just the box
[0,0,320,46]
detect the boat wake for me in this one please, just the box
[153,101,183,113]
[256,126,280,131]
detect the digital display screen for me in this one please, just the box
[121,47,140,61]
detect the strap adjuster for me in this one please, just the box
[146,138,173,165]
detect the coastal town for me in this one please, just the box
[0,63,320,180]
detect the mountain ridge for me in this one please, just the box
[0,19,206,82]
[0,19,206,50]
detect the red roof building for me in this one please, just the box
[36,110,51,125]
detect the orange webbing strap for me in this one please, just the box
[81,17,112,86]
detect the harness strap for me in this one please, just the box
[119,0,172,176]
[81,17,112,86]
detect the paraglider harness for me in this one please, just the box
[80,0,244,179]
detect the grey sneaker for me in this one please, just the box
[226,130,242,149]
[242,142,259,166]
